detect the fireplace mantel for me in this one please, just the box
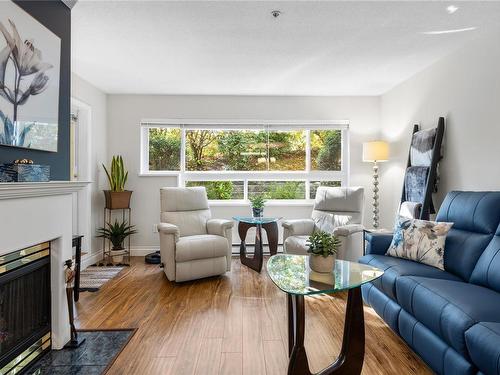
[0,180,91,349]
[0,181,91,200]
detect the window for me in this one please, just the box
[141,121,349,201]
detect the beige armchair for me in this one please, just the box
[282,186,365,262]
[157,187,233,282]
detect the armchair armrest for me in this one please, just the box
[282,219,315,236]
[207,219,234,237]
[157,223,180,241]
[333,224,364,237]
[365,231,393,255]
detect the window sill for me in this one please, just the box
[139,172,179,177]
[209,200,314,207]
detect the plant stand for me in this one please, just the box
[102,207,132,266]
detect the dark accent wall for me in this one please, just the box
[0,1,71,181]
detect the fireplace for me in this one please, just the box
[0,242,51,374]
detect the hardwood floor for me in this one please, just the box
[75,257,432,375]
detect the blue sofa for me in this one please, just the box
[360,191,500,375]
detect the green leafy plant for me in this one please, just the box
[249,194,267,209]
[97,220,137,250]
[306,230,341,257]
[103,155,129,192]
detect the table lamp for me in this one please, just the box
[363,141,389,229]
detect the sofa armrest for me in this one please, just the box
[365,231,393,255]
[157,223,180,281]
[206,219,234,271]
[207,219,234,237]
[157,223,180,241]
[282,219,315,236]
[333,224,364,237]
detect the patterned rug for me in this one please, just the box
[79,266,124,292]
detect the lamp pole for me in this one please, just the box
[372,160,379,229]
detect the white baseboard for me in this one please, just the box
[81,251,103,270]
[130,246,159,256]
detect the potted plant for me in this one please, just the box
[306,230,342,273]
[103,155,132,209]
[249,195,266,217]
[97,220,137,263]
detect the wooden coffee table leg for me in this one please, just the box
[287,287,365,375]
[239,222,264,272]
[263,221,278,256]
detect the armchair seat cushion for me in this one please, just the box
[284,235,309,255]
[396,276,500,356]
[176,235,229,262]
[465,322,500,375]
[359,254,461,300]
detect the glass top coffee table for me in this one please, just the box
[267,254,384,375]
[233,216,281,272]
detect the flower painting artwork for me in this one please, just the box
[0,2,60,152]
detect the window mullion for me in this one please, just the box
[180,126,186,186]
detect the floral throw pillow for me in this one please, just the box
[386,216,453,270]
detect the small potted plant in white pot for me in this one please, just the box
[97,220,137,263]
[306,230,342,273]
[249,195,266,217]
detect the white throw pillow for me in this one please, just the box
[386,216,453,270]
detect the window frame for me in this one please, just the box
[140,119,349,203]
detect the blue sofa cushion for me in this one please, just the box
[465,322,500,375]
[470,232,500,293]
[398,309,477,375]
[436,191,500,281]
[396,276,500,356]
[359,254,461,301]
[364,231,393,255]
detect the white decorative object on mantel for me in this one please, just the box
[0,181,90,349]
[363,141,389,229]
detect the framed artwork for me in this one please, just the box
[0,1,61,152]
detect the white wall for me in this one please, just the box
[379,31,500,228]
[107,95,380,252]
[71,73,108,261]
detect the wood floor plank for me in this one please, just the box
[76,257,432,375]
[220,352,243,375]
[263,340,288,375]
[194,338,223,375]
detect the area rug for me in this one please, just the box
[25,329,136,375]
[79,266,124,292]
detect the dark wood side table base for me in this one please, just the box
[287,287,365,375]
[238,221,278,272]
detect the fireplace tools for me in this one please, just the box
[64,259,86,348]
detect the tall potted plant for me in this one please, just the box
[103,155,132,209]
[306,230,342,273]
[97,220,137,263]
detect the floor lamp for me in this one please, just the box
[363,141,389,229]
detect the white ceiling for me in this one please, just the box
[71,1,500,96]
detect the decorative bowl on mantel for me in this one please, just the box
[0,163,50,182]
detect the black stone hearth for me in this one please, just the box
[25,330,134,375]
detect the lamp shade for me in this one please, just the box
[363,141,389,162]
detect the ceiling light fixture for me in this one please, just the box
[271,10,282,19]
[422,27,477,35]
[446,5,459,14]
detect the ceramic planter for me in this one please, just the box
[252,207,263,217]
[104,190,132,209]
[309,254,336,273]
